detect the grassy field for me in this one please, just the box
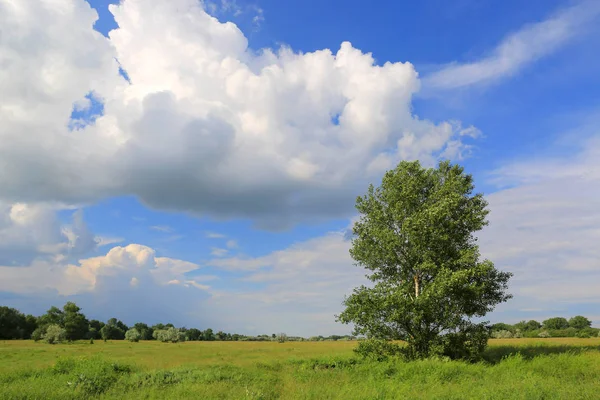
[1,338,600,399]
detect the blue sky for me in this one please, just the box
[1,0,599,336]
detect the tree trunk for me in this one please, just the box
[414,274,420,298]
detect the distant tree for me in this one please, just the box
[23,314,38,339]
[543,317,569,330]
[125,328,142,342]
[101,319,126,340]
[87,320,104,339]
[203,328,215,341]
[154,327,185,343]
[107,318,128,333]
[216,331,226,341]
[490,323,514,332]
[0,306,28,339]
[277,333,287,343]
[272,333,276,339]
[43,324,66,344]
[62,302,89,341]
[151,323,166,331]
[185,328,202,341]
[337,161,512,360]
[133,323,153,340]
[568,316,592,330]
[38,306,64,327]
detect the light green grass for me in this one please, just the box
[1,338,599,399]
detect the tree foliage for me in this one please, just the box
[569,316,592,330]
[43,324,66,344]
[125,328,142,342]
[337,160,512,360]
[62,302,89,341]
[543,317,569,330]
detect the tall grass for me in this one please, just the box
[1,339,599,399]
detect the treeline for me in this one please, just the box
[491,316,599,338]
[0,303,355,343]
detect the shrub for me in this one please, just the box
[538,330,550,338]
[153,327,185,343]
[31,327,45,342]
[491,330,513,339]
[43,324,66,344]
[277,333,287,343]
[125,328,142,342]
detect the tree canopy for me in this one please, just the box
[337,160,512,360]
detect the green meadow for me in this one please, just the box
[1,338,600,399]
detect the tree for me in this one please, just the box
[38,306,64,327]
[543,317,569,330]
[337,160,512,360]
[125,328,142,342]
[216,330,226,341]
[569,316,592,330]
[0,307,28,339]
[153,327,185,343]
[101,319,126,340]
[186,328,202,341]
[133,323,153,340]
[43,324,66,344]
[203,328,215,341]
[88,320,105,339]
[62,302,89,341]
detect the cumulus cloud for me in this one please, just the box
[424,0,600,89]
[0,0,476,229]
[0,203,99,265]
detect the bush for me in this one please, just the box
[153,327,185,343]
[43,324,66,344]
[125,328,142,342]
[31,327,45,342]
[491,330,513,339]
[538,330,551,338]
[277,333,287,343]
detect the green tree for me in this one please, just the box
[0,306,28,339]
[133,323,153,340]
[101,319,126,340]
[203,328,215,341]
[569,316,592,330]
[186,328,202,341]
[38,306,64,327]
[125,328,142,342]
[43,324,66,344]
[62,302,89,341]
[543,317,569,330]
[337,160,512,360]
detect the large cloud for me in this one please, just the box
[0,0,476,229]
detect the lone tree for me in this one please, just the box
[337,160,512,360]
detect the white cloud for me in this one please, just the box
[0,0,476,229]
[477,131,600,323]
[225,239,238,249]
[210,247,228,257]
[0,203,98,265]
[150,225,174,233]
[205,231,226,239]
[424,0,600,89]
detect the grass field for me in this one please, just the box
[1,338,600,399]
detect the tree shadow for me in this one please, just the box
[483,343,600,364]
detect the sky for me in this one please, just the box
[0,0,599,337]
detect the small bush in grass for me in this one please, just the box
[354,339,403,361]
[43,324,66,344]
[125,328,142,342]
